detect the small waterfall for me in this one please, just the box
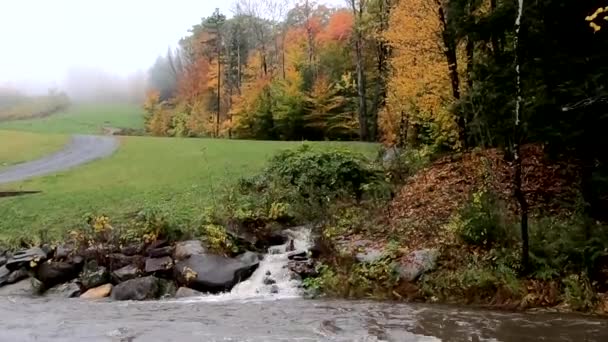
[184,227,312,302]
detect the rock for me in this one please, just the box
[145,256,174,274]
[263,276,276,285]
[37,261,81,289]
[0,279,35,296]
[0,265,10,285]
[7,268,29,284]
[158,279,177,298]
[395,249,439,282]
[80,266,110,290]
[45,282,81,298]
[174,240,205,260]
[286,240,295,252]
[382,146,401,166]
[0,256,7,267]
[265,270,271,276]
[175,253,259,293]
[237,251,260,265]
[80,283,112,299]
[55,244,74,260]
[112,264,141,283]
[175,287,203,298]
[107,254,144,271]
[287,251,307,260]
[146,240,168,251]
[5,247,47,271]
[31,278,45,295]
[148,246,174,258]
[355,248,384,263]
[111,276,161,301]
[270,284,279,294]
[287,260,317,279]
[41,244,55,258]
[121,243,144,256]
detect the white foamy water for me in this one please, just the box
[182,227,313,303]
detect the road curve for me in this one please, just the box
[0,135,119,185]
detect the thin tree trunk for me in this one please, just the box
[350,0,369,141]
[217,53,221,138]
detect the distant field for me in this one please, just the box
[0,130,68,169]
[0,134,378,242]
[0,103,145,134]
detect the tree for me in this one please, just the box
[348,0,370,141]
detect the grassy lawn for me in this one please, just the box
[0,130,69,169]
[0,135,378,242]
[0,103,145,134]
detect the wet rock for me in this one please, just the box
[120,243,144,256]
[263,276,276,285]
[175,253,259,293]
[41,244,55,258]
[45,282,81,298]
[270,284,279,294]
[286,240,295,252]
[395,249,439,282]
[0,278,36,296]
[174,240,205,260]
[158,279,177,298]
[0,265,10,285]
[265,270,271,276]
[80,283,112,299]
[37,261,81,289]
[175,287,203,298]
[7,268,29,284]
[5,247,47,271]
[112,264,141,283]
[111,276,161,301]
[148,246,174,258]
[382,146,402,166]
[107,253,144,271]
[55,244,74,260]
[80,266,110,290]
[145,256,174,274]
[237,251,260,265]
[0,256,7,267]
[146,240,168,252]
[287,260,317,279]
[355,248,384,263]
[287,251,307,260]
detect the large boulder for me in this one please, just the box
[36,261,81,289]
[54,244,74,260]
[80,266,110,290]
[287,259,317,279]
[5,247,47,271]
[80,283,112,299]
[107,253,144,271]
[7,268,29,284]
[174,253,259,293]
[111,276,161,301]
[0,278,39,296]
[0,255,7,267]
[112,264,142,283]
[145,256,174,275]
[174,240,205,260]
[45,282,81,298]
[120,243,144,256]
[148,246,174,258]
[395,249,439,282]
[175,287,203,298]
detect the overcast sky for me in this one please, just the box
[0,0,342,93]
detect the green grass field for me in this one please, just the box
[0,134,378,241]
[0,130,69,169]
[0,103,145,134]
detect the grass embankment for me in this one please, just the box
[0,135,377,242]
[0,103,145,134]
[0,130,69,169]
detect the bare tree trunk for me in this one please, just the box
[350,0,369,141]
[217,52,221,138]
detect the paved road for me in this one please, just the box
[0,135,118,185]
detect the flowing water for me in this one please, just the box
[1,229,607,341]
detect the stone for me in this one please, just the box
[120,243,144,256]
[5,247,47,271]
[237,251,260,265]
[395,249,439,282]
[263,276,276,285]
[0,256,7,267]
[0,279,35,296]
[31,278,45,295]
[355,248,384,263]
[145,256,174,274]
[45,282,81,298]
[111,276,161,301]
[175,287,203,298]
[287,259,317,279]
[112,264,141,283]
[0,265,10,285]
[158,279,177,298]
[265,270,271,276]
[270,284,279,294]
[55,244,74,260]
[7,268,29,284]
[174,253,259,293]
[148,246,174,258]
[382,146,402,166]
[107,253,144,271]
[80,266,110,290]
[287,251,307,260]
[80,283,112,299]
[174,240,205,260]
[37,261,81,289]
[41,244,55,258]
[286,240,296,252]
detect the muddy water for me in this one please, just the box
[0,297,606,341]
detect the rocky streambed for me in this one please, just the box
[0,229,316,301]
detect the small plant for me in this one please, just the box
[200,224,237,254]
[453,190,512,247]
[561,274,596,311]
